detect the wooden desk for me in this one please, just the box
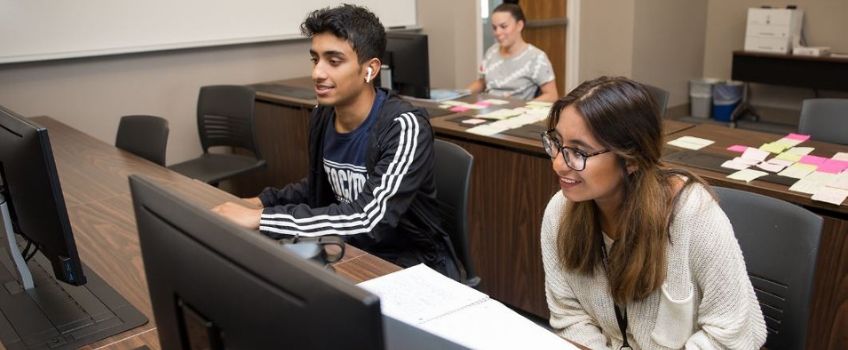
[31,117,399,350]
[732,50,848,92]
[664,123,848,350]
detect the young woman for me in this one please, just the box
[467,0,558,102]
[540,76,766,349]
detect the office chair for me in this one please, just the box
[169,85,266,185]
[115,115,169,166]
[799,98,848,145]
[433,139,480,288]
[714,186,823,350]
[641,83,669,117]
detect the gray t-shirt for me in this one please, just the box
[479,43,555,100]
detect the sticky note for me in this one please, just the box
[812,188,848,206]
[789,172,837,194]
[483,99,510,105]
[473,101,492,108]
[778,163,817,179]
[787,147,814,156]
[773,138,803,148]
[785,133,811,141]
[833,152,848,162]
[827,172,848,190]
[818,159,848,174]
[741,148,770,162]
[727,169,768,182]
[799,155,828,166]
[667,136,714,150]
[759,142,787,154]
[756,161,787,173]
[721,160,750,170]
[775,152,803,162]
[461,118,487,125]
[449,106,470,112]
[727,145,748,153]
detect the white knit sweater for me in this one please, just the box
[541,184,767,349]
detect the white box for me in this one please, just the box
[744,8,803,54]
[745,36,792,54]
[792,46,831,57]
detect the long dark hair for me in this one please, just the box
[547,76,708,305]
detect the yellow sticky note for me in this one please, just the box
[775,152,803,162]
[759,142,787,154]
[778,163,817,179]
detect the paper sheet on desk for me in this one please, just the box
[666,136,714,150]
[358,265,575,350]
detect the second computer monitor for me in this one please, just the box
[383,32,430,99]
[129,175,385,349]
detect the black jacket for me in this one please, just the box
[257,90,460,279]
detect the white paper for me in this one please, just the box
[461,118,487,125]
[358,265,576,350]
[721,160,750,170]
[421,299,573,350]
[811,188,848,206]
[482,99,510,105]
[827,172,848,191]
[733,157,762,166]
[833,152,848,162]
[667,136,714,150]
[358,264,487,325]
[789,172,838,195]
[741,148,770,162]
[756,161,787,173]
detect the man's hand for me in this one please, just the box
[211,202,262,229]
[243,197,263,208]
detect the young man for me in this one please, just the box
[212,4,461,280]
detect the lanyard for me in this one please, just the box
[601,238,632,350]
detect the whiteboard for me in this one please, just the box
[0,0,417,64]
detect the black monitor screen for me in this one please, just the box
[129,175,386,349]
[0,106,85,285]
[383,32,430,99]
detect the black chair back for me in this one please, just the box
[714,186,823,349]
[197,85,261,157]
[433,139,479,287]
[115,115,169,166]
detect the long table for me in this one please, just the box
[30,117,399,350]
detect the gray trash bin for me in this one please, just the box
[689,78,721,118]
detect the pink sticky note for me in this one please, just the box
[474,101,492,108]
[785,133,811,141]
[727,145,748,153]
[799,155,828,165]
[818,159,848,174]
[449,106,470,112]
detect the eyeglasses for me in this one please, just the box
[541,129,610,171]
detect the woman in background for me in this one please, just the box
[540,76,766,349]
[467,0,558,102]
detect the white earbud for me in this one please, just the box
[366,67,373,83]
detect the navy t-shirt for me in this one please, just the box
[322,89,386,204]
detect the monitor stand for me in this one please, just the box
[0,197,148,349]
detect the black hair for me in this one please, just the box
[300,4,386,64]
[493,0,526,25]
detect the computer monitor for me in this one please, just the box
[381,32,430,99]
[0,106,147,349]
[0,106,84,286]
[129,175,465,349]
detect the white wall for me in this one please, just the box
[703,0,848,116]
[0,4,477,165]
